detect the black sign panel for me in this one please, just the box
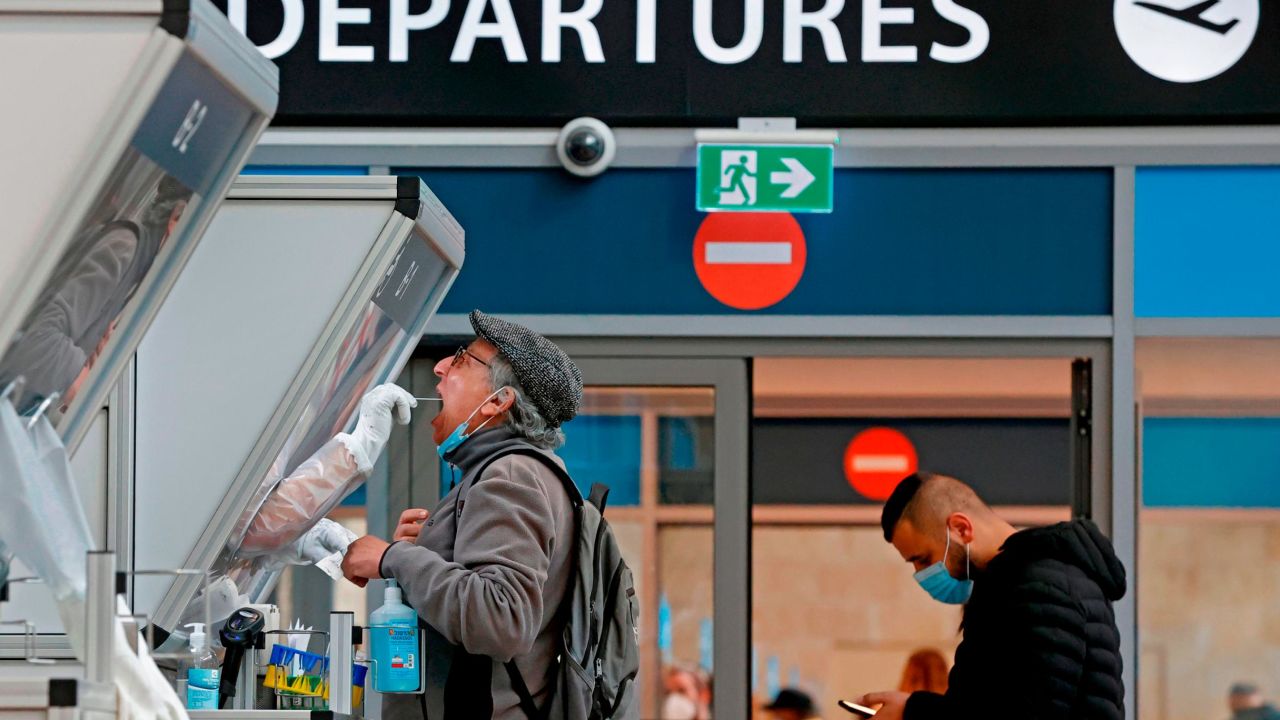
[752,418,1071,506]
[372,234,442,332]
[134,52,257,193]
[221,0,1275,126]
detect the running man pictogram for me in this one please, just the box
[717,151,758,206]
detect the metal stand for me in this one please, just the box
[0,577,53,664]
[327,613,354,716]
[235,643,259,711]
[0,553,118,720]
[85,552,116,686]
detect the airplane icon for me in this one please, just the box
[1133,0,1240,34]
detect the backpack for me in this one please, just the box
[470,448,640,720]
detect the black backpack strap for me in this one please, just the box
[466,446,584,508]
[588,483,610,513]
[504,661,549,720]
[458,446,586,720]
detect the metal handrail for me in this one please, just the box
[127,568,211,660]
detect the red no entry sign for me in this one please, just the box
[693,212,806,310]
[844,427,919,501]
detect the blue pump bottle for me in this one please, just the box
[369,580,421,693]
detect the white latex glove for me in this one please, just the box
[288,518,358,564]
[335,384,416,473]
[268,518,358,579]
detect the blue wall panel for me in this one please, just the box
[405,168,1112,316]
[1137,167,1280,317]
[1143,418,1280,508]
[558,415,642,507]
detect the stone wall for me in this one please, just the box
[652,525,962,715]
[1140,516,1280,720]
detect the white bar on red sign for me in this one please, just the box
[852,454,912,473]
[704,241,792,265]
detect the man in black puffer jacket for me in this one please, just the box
[854,472,1127,720]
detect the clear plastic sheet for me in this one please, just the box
[0,151,193,417]
[166,254,451,630]
[0,400,94,653]
[176,305,409,628]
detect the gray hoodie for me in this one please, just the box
[380,427,574,720]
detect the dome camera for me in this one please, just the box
[556,117,616,178]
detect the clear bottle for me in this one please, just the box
[369,580,420,693]
[182,623,221,710]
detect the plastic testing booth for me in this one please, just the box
[131,175,464,712]
[0,0,277,450]
[0,0,277,714]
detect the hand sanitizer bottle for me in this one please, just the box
[183,623,221,709]
[369,580,420,693]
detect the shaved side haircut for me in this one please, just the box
[881,472,991,542]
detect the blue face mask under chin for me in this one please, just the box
[914,530,974,605]
[436,389,505,460]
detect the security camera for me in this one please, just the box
[556,117,616,178]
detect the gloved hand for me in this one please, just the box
[335,384,416,474]
[287,518,358,565]
[268,519,358,580]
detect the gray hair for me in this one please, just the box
[488,353,566,450]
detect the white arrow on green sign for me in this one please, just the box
[697,144,834,213]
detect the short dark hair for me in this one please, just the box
[881,472,928,542]
[881,472,988,543]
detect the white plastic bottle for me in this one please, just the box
[183,623,221,710]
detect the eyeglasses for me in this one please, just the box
[451,346,491,369]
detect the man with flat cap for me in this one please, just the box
[343,310,584,719]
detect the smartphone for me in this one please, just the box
[837,700,878,717]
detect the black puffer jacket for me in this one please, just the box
[905,519,1127,720]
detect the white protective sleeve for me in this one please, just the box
[238,436,366,556]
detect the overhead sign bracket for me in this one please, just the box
[695,118,839,146]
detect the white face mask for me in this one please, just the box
[661,693,699,720]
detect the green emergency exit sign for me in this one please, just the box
[696,144,834,213]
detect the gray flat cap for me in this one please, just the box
[470,310,583,426]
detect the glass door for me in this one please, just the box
[749,354,1091,715]
[570,359,748,720]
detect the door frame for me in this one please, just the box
[561,337,1125,715]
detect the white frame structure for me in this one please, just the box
[142,176,465,636]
